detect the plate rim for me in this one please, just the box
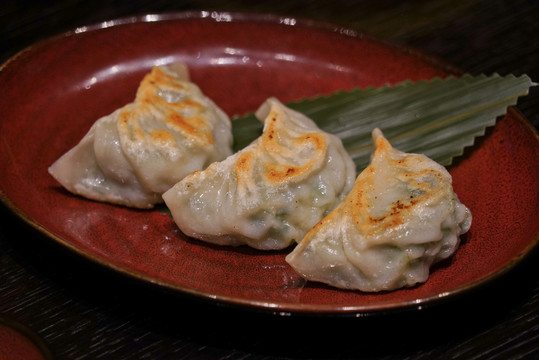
[1,11,538,316]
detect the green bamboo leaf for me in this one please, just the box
[232,74,534,171]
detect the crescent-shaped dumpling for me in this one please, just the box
[162,98,357,250]
[285,128,472,292]
[48,63,233,208]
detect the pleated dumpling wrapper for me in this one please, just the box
[162,98,357,250]
[286,128,472,292]
[48,63,233,208]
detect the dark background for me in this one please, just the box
[1,1,538,359]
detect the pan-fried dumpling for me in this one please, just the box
[48,63,233,208]
[286,128,472,292]
[162,98,356,250]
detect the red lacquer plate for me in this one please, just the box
[1,12,538,315]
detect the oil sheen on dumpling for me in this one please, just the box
[48,63,233,208]
[162,98,356,250]
[285,128,472,292]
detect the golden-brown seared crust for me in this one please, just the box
[256,104,327,185]
[235,151,257,197]
[150,129,176,144]
[49,63,233,209]
[166,113,214,145]
[304,132,450,242]
[145,66,185,88]
[351,135,448,237]
[121,66,215,147]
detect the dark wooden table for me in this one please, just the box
[1,1,538,359]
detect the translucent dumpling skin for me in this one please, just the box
[162,98,357,250]
[286,128,472,292]
[48,63,233,208]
